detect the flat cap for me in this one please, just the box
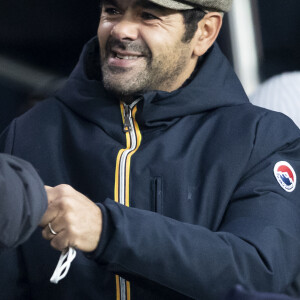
[148,0,233,12]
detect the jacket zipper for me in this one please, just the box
[115,98,142,300]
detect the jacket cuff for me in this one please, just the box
[85,199,113,261]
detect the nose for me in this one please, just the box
[111,18,139,41]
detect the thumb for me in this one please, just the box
[44,185,55,205]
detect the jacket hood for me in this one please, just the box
[56,37,249,129]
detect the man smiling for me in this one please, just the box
[1,0,300,299]
[99,0,206,98]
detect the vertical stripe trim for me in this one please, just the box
[113,102,142,300]
[116,275,121,300]
[126,281,131,299]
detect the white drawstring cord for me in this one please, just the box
[50,247,77,284]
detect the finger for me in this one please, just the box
[46,184,75,206]
[39,208,57,227]
[50,231,72,252]
[42,226,52,241]
[39,203,60,227]
[42,213,69,239]
[40,186,73,227]
[48,216,65,234]
[45,186,59,204]
[42,223,58,240]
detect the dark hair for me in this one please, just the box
[180,9,206,43]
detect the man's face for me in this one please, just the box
[98,0,198,98]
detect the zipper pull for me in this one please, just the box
[123,104,132,132]
[122,97,142,133]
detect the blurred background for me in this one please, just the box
[0,0,300,132]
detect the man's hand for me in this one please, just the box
[40,184,102,252]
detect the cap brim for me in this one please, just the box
[148,0,195,10]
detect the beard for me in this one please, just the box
[100,36,191,102]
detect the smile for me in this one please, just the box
[107,50,145,68]
[115,53,141,60]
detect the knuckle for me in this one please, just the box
[61,196,72,206]
[56,196,73,210]
[64,211,75,225]
[55,184,73,195]
[69,224,78,236]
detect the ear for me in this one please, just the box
[192,12,223,57]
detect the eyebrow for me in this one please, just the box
[102,0,118,6]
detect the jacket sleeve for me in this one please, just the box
[0,150,47,248]
[89,112,300,299]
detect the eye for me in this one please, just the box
[141,12,159,20]
[104,7,120,15]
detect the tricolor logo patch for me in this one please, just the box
[274,161,296,192]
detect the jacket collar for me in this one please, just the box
[56,37,249,130]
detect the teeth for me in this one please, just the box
[116,54,139,60]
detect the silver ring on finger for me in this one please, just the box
[48,222,57,235]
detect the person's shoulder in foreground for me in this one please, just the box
[1,0,300,300]
[0,153,47,249]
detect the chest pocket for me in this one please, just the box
[151,176,163,214]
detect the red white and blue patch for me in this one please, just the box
[274,161,297,192]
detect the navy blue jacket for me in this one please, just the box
[223,285,299,300]
[0,153,47,248]
[1,37,300,300]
